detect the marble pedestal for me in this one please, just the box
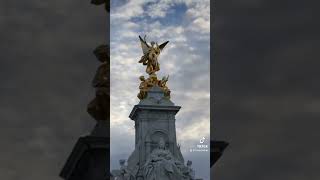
[60,121,109,180]
[125,86,185,178]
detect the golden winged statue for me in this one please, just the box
[137,35,171,100]
[138,35,169,75]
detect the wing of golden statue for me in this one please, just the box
[159,41,169,51]
[139,35,150,55]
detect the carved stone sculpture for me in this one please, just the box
[185,161,195,180]
[143,138,190,180]
[143,138,174,179]
[87,45,110,121]
[112,160,135,180]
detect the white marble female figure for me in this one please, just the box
[143,138,185,180]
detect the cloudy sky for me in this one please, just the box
[110,0,211,179]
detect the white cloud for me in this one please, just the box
[189,17,210,33]
[185,1,210,34]
[110,0,146,21]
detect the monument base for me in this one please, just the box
[60,121,109,180]
[211,140,228,167]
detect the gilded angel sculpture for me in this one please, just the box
[138,35,169,75]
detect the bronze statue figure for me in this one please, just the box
[137,35,171,100]
[137,74,170,100]
[138,35,169,75]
